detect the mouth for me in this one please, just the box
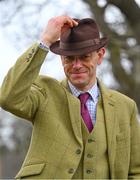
[70,71,87,78]
[70,71,87,74]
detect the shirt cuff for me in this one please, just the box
[39,41,50,52]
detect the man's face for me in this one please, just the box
[61,48,105,91]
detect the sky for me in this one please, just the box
[0,30,18,84]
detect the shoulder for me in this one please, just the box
[34,75,60,87]
[110,89,135,104]
[98,80,136,110]
[110,89,136,110]
[108,89,137,116]
[99,80,135,104]
[32,75,67,96]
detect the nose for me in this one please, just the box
[72,58,83,68]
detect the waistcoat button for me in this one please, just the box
[86,169,92,174]
[76,149,81,154]
[87,153,93,158]
[68,168,74,174]
[88,138,95,143]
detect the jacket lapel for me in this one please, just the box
[98,81,117,178]
[61,79,83,146]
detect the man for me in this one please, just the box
[0,15,140,179]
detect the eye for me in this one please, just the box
[84,55,90,58]
[80,54,91,60]
[63,56,75,63]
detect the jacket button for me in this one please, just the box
[86,169,92,174]
[26,57,30,62]
[28,53,32,58]
[68,168,74,174]
[32,48,35,53]
[76,149,81,154]
[87,153,93,158]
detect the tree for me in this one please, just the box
[84,0,140,109]
[0,108,32,178]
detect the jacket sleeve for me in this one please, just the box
[128,102,140,178]
[0,42,48,122]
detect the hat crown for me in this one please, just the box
[50,17,108,56]
[61,18,100,43]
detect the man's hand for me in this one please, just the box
[40,15,78,47]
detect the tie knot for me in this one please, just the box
[79,92,90,104]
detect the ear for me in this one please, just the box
[97,47,105,65]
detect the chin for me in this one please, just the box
[71,80,87,88]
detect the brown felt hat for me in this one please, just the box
[50,18,108,56]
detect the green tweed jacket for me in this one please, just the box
[0,43,140,179]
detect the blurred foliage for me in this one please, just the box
[0,108,32,178]
[84,0,140,110]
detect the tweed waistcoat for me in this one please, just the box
[72,96,110,179]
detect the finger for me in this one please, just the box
[64,19,74,27]
[63,19,78,28]
[72,19,79,26]
[61,18,79,34]
[61,16,78,27]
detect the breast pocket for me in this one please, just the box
[116,132,127,141]
[116,132,130,149]
[15,163,45,179]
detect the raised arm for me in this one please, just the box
[0,16,78,121]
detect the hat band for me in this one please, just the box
[60,38,100,50]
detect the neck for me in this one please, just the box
[68,80,97,92]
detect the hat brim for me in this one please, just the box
[50,37,108,56]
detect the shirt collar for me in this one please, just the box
[68,80,99,102]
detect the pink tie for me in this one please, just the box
[79,93,93,133]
